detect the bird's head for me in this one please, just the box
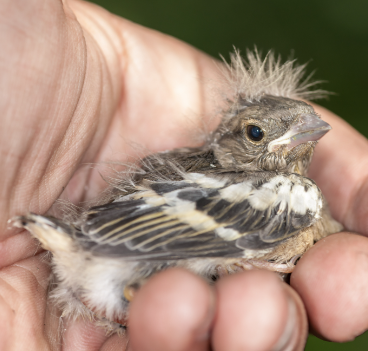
[212,95,331,175]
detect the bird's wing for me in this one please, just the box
[79,172,322,260]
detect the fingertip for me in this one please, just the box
[212,270,307,351]
[291,232,368,342]
[129,268,214,351]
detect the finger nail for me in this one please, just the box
[272,286,308,351]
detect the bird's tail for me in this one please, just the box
[11,213,76,253]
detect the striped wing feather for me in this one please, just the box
[78,173,321,259]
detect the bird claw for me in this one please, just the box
[216,254,302,276]
[239,254,302,273]
[243,259,295,273]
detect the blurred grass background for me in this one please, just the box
[89,0,368,349]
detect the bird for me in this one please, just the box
[12,50,342,332]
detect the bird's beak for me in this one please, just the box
[268,114,331,152]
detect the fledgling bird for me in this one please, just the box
[13,50,342,332]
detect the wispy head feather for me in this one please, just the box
[223,49,328,102]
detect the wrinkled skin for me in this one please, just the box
[1,1,368,350]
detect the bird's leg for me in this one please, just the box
[235,255,302,274]
[245,260,294,273]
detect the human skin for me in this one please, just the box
[1,0,368,350]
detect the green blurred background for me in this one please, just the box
[90,0,368,349]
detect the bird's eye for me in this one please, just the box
[247,125,264,142]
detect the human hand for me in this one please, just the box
[1,0,368,350]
